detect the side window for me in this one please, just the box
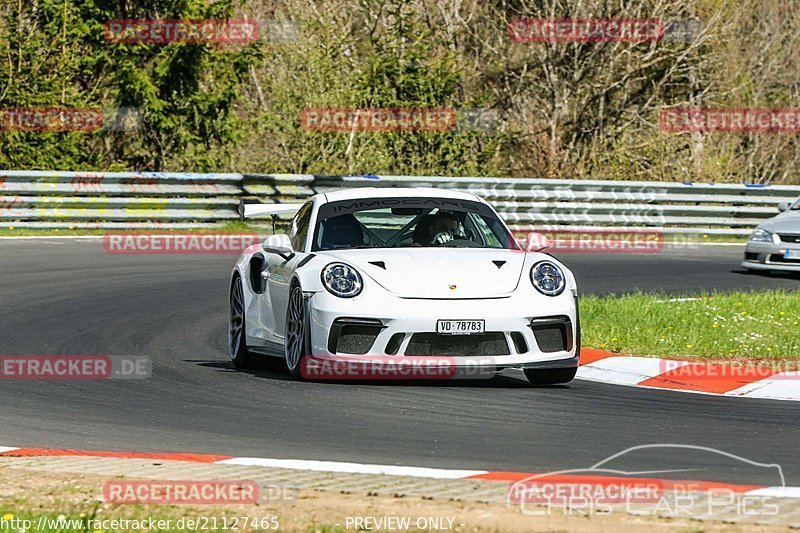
[289,203,313,251]
[468,213,502,247]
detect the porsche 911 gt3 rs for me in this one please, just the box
[229,187,580,385]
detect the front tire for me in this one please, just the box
[524,367,577,385]
[229,275,255,369]
[284,284,308,380]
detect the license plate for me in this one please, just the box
[784,249,800,259]
[436,319,485,335]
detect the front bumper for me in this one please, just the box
[305,285,579,369]
[742,240,800,272]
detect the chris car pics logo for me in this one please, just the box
[508,444,785,517]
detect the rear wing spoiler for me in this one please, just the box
[240,202,304,219]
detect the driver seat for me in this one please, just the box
[412,214,436,246]
[320,214,365,249]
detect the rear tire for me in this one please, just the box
[229,275,255,369]
[524,367,577,385]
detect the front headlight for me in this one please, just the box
[530,261,566,296]
[749,228,775,243]
[321,262,363,298]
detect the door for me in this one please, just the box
[246,252,278,344]
[268,202,312,339]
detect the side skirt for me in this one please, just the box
[247,338,284,358]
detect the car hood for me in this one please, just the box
[760,210,800,233]
[319,248,527,298]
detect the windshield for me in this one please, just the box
[311,197,518,251]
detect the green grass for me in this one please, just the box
[581,290,800,360]
[665,234,746,244]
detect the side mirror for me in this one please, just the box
[524,232,551,252]
[778,202,790,212]
[262,233,294,261]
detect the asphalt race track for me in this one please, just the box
[558,244,800,295]
[1,239,799,486]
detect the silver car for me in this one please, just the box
[742,197,800,272]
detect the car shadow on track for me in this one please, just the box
[188,358,573,389]
[732,267,800,280]
[189,359,295,381]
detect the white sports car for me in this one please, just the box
[228,187,580,385]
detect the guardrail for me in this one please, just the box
[0,171,242,229]
[2,170,799,235]
[244,174,800,236]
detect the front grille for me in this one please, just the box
[778,234,800,243]
[529,316,573,353]
[768,254,800,264]
[404,332,509,356]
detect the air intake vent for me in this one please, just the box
[335,326,380,354]
[404,333,509,356]
[511,332,528,354]
[385,333,405,355]
[529,316,573,353]
[369,261,386,269]
[327,318,384,354]
[492,260,506,269]
[769,254,800,265]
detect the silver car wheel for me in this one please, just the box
[229,276,245,359]
[285,286,305,371]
